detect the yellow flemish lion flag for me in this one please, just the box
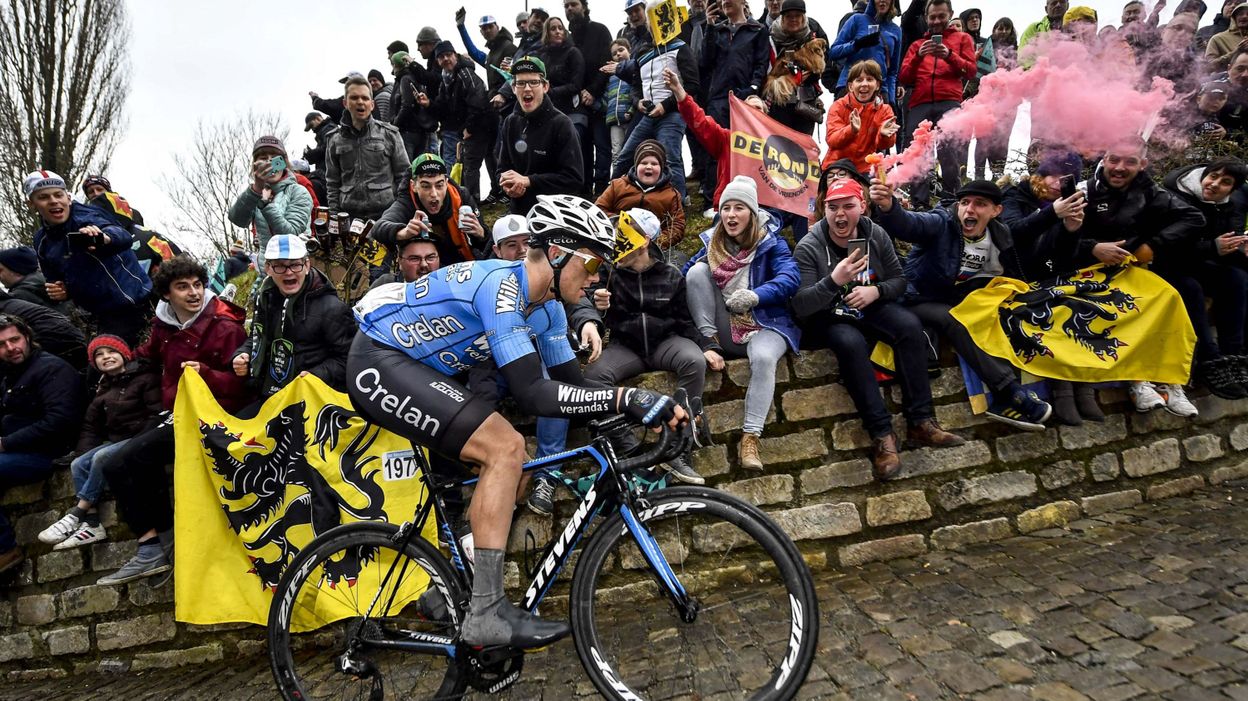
[174,371,436,629]
[951,262,1196,384]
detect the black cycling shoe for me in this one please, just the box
[461,599,571,649]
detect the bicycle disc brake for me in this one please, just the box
[464,646,525,693]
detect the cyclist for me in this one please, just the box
[349,194,686,649]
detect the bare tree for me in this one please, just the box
[0,0,131,244]
[158,110,289,259]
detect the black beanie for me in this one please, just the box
[0,246,38,276]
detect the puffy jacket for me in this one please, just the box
[33,202,152,316]
[876,200,1026,304]
[1077,164,1206,270]
[0,294,86,370]
[582,252,712,357]
[372,176,486,263]
[138,292,251,412]
[432,56,495,135]
[700,17,771,115]
[595,170,686,250]
[1000,179,1081,281]
[496,96,584,214]
[605,76,635,126]
[1163,163,1248,264]
[326,115,410,218]
[234,268,355,396]
[792,216,907,321]
[829,8,904,104]
[899,27,977,107]
[616,40,701,116]
[0,349,81,456]
[8,270,64,311]
[537,42,586,118]
[373,82,393,123]
[77,359,162,452]
[228,172,314,263]
[822,94,897,172]
[684,229,802,352]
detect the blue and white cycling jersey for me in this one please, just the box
[353,259,576,375]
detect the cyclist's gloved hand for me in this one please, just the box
[617,388,677,427]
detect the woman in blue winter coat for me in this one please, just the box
[685,176,800,471]
[829,0,904,105]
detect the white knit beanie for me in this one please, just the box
[718,176,759,219]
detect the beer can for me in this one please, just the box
[458,205,474,229]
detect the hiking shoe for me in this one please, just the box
[739,433,763,471]
[526,477,556,516]
[53,523,107,551]
[98,541,170,585]
[38,511,82,545]
[906,418,965,448]
[1129,381,1166,412]
[1159,384,1198,418]
[1197,358,1247,400]
[871,433,902,481]
[661,454,705,485]
[985,387,1051,431]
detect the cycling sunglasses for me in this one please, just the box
[552,245,604,275]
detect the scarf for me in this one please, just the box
[710,244,762,344]
[770,20,811,53]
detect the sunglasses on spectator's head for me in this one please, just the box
[552,245,603,275]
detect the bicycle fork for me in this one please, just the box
[617,503,699,623]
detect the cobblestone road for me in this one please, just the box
[8,486,1248,700]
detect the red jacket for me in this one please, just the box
[822,95,897,172]
[677,94,732,208]
[899,28,977,108]
[138,295,252,412]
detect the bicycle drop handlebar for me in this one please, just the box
[588,414,692,474]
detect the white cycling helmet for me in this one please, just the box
[526,194,615,260]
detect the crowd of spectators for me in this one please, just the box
[0,0,1246,589]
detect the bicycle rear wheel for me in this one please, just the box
[268,521,468,700]
[569,486,818,701]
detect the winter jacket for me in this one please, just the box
[595,169,686,250]
[829,8,904,104]
[373,82,394,123]
[310,94,344,124]
[224,251,252,280]
[1077,164,1206,270]
[0,349,80,456]
[1163,163,1248,264]
[77,359,162,452]
[432,56,496,136]
[582,253,712,357]
[0,294,86,370]
[616,40,701,117]
[959,9,995,78]
[1207,26,1248,69]
[701,17,771,116]
[7,271,62,311]
[537,42,586,118]
[1000,179,1082,281]
[372,176,486,264]
[496,95,584,214]
[765,27,830,135]
[326,115,410,219]
[822,94,897,172]
[1019,16,1056,50]
[457,24,518,95]
[877,201,1027,304]
[792,216,907,321]
[228,172,314,263]
[234,268,354,396]
[138,292,251,412]
[678,94,733,206]
[684,230,802,352]
[619,21,655,56]
[605,76,635,126]
[304,119,340,171]
[570,15,614,101]
[899,27,977,107]
[33,202,152,317]
[1197,14,1230,53]
[392,72,439,134]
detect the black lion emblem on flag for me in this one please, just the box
[998,265,1140,363]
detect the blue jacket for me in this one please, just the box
[828,6,903,104]
[605,75,634,126]
[877,201,1025,305]
[685,228,802,352]
[34,202,153,315]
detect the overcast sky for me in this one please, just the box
[111,0,1190,248]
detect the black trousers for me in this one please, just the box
[906,300,1018,394]
[104,418,175,536]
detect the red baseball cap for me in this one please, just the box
[825,178,864,203]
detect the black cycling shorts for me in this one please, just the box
[347,333,497,461]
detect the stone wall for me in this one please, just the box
[1,349,1246,679]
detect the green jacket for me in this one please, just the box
[228,172,313,265]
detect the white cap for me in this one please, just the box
[264,234,309,261]
[22,170,67,198]
[625,0,645,9]
[624,208,661,240]
[479,14,497,26]
[492,214,531,245]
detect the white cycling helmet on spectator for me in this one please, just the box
[526,194,615,260]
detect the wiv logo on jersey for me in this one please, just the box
[496,273,523,314]
[391,314,467,348]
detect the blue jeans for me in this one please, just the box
[71,439,130,505]
[613,111,688,198]
[0,453,54,551]
[440,130,462,170]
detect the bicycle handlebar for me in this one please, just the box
[616,422,691,473]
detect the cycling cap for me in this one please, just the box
[23,170,67,198]
[526,194,615,259]
[411,153,448,178]
[492,214,531,245]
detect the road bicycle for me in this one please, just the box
[268,414,819,700]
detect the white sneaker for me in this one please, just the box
[1129,382,1165,413]
[53,523,107,550]
[1159,384,1198,418]
[37,512,81,544]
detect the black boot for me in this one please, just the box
[1073,383,1105,422]
[1049,380,1081,426]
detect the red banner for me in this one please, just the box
[728,94,821,218]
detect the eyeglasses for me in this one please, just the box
[552,245,604,275]
[401,254,441,265]
[269,262,306,274]
[514,79,544,89]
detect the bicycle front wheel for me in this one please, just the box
[569,486,819,701]
[268,521,468,701]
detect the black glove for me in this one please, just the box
[853,32,881,49]
[618,388,677,428]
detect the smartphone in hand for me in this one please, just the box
[269,156,287,176]
[1059,175,1077,199]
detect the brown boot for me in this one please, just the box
[871,433,902,481]
[906,418,966,448]
[0,546,23,574]
[739,433,763,471]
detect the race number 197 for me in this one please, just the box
[383,450,418,481]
